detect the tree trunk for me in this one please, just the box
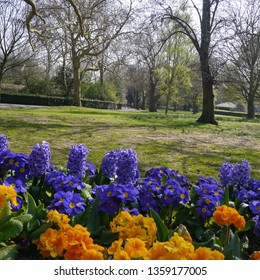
[247,97,255,119]
[140,90,146,110]
[165,93,170,115]
[148,87,157,112]
[196,0,217,125]
[197,57,217,124]
[72,57,82,107]
[192,94,199,114]
[148,71,157,112]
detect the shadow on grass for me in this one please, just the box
[0,119,69,130]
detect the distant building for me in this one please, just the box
[215,102,237,111]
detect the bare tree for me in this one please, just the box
[0,0,31,87]
[224,0,260,119]
[132,20,164,112]
[22,0,135,106]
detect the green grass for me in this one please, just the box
[0,105,259,182]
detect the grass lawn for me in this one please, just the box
[0,105,259,182]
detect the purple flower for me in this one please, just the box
[219,160,251,189]
[65,174,85,191]
[194,181,223,219]
[51,191,86,215]
[0,134,8,152]
[219,162,235,187]
[114,183,139,204]
[29,141,51,178]
[12,153,30,179]
[45,171,84,192]
[145,167,172,184]
[195,183,223,200]
[249,179,260,192]
[138,193,159,212]
[63,193,86,216]
[4,177,27,193]
[92,184,119,214]
[196,176,219,187]
[196,195,219,219]
[45,171,65,186]
[170,170,190,188]
[100,150,118,179]
[253,215,260,237]
[85,162,96,178]
[67,144,89,178]
[0,151,30,179]
[51,191,68,213]
[237,189,256,202]
[100,148,140,184]
[145,167,190,188]
[92,183,139,214]
[249,200,260,215]
[123,207,140,216]
[160,179,190,207]
[197,204,214,219]
[143,178,162,194]
[116,148,140,184]
[232,160,251,188]
[11,197,23,211]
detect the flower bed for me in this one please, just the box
[0,133,259,260]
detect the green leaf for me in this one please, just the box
[0,214,14,229]
[0,244,19,260]
[0,219,23,243]
[0,201,12,220]
[26,218,41,233]
[95,231,119,247]
[72,195,101,229]
[25,193,37,215]
[193,238,214,249]
[13,214,32,225]
[223,187,230,205]
[150,209,170,242]
[86,196,100,232]
[29,222,52,241]
[223,231,241,260]
[239,220,255,232]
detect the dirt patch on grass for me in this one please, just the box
[141,130,260,150]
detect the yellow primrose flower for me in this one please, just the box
[47,209,70,227]
[145,233,194,260]
[110,212,157,248]
[108,239,124,255]
[144,241,170,260]
[250,251,260,260]
[113,249,131,260]
[64,245,104,260]
[0,193,6,209]
[0,184,18,207]
[124,238,148,259]
[34,228,62,258]
[213,205,246,230]
[35,212,105,260]
[191,247,224,260]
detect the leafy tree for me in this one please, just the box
[156,19,193,115]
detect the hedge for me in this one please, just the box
[214,110,260,119]
[0,92,122,110]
